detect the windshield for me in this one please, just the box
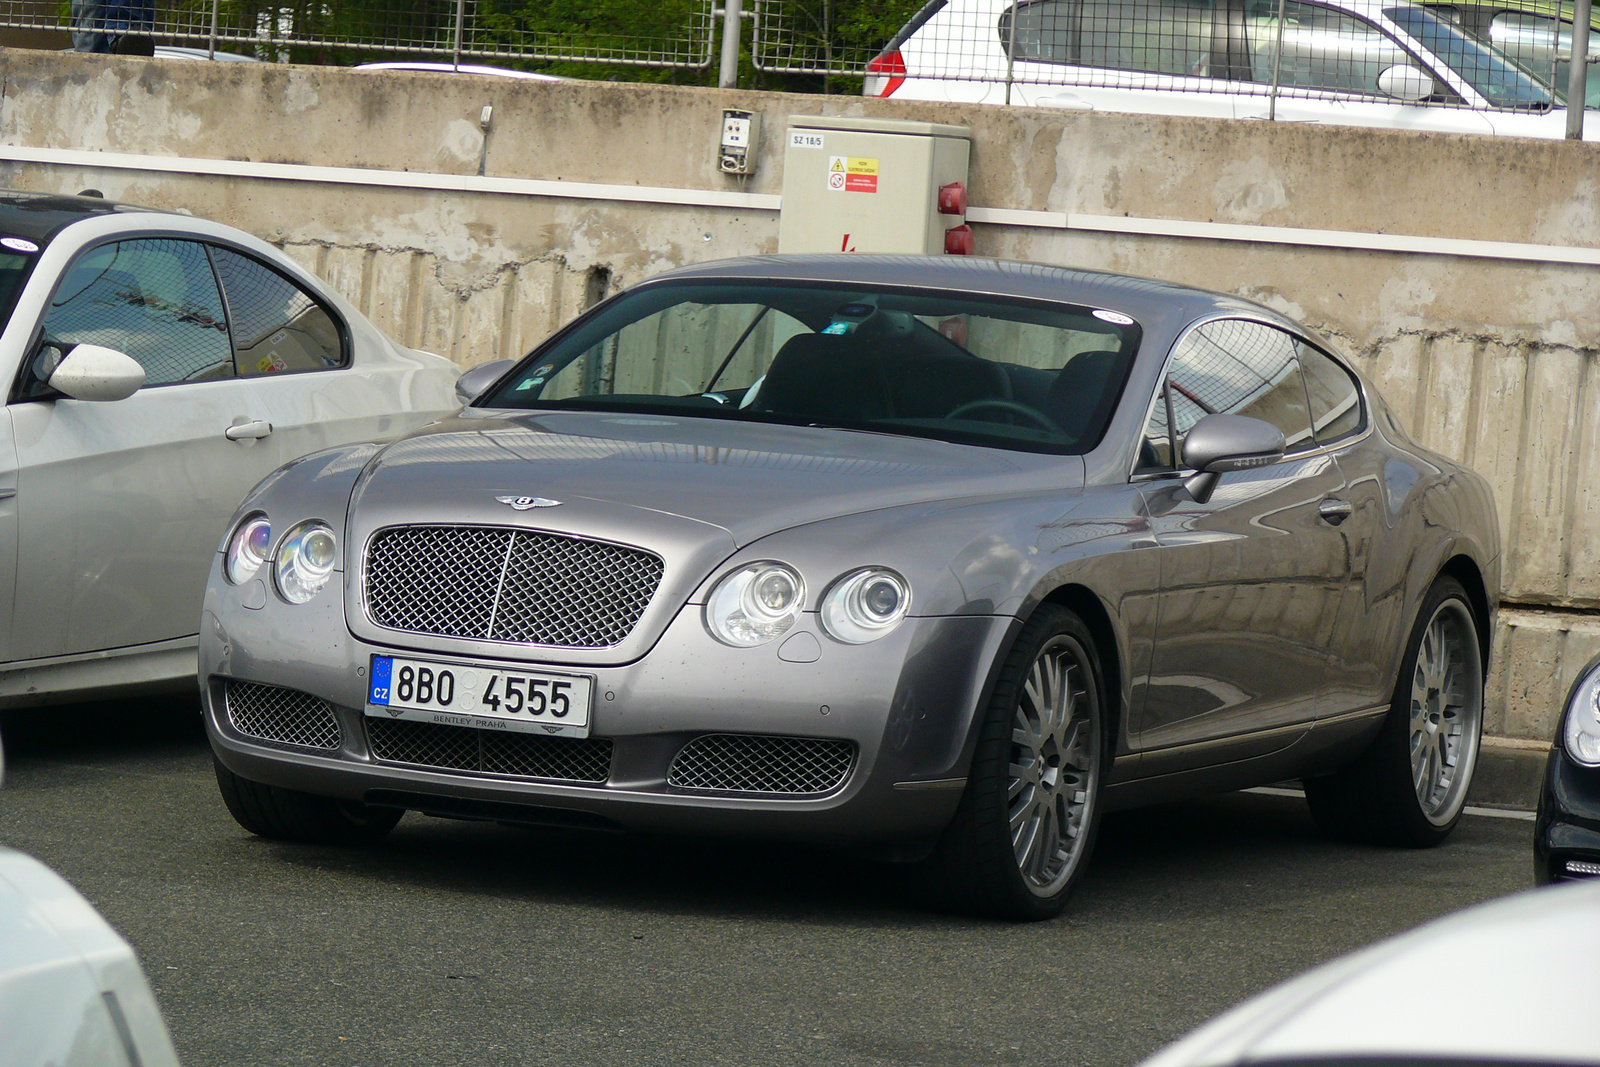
[0,249,36,331]
[1387,6,1554,108]
[483,281,1142,455]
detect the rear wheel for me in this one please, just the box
[214,756,402,845]
[1305,576,1484,846]
[918,605,1105,920]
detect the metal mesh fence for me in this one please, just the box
[0,0,715,68]
[758,0,1564,113]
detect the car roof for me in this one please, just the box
[640,254,1288,336]
[0,189,171,248]
[1422,0,1600,25]
[353,62,565,81]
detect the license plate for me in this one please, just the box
[365,655,592,738]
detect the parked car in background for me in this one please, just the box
[1534,653,1600,882]
[1421,0,1600,107]
[151,44,260,62]
[352,62,564,81]
[202,254,1498,920]
[0,191,459,708]
[1138,879,1600,1067]
[868,0,1591,138]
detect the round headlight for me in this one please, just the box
[704,561,806,647]
[225,515,271,584]
[1565,666,1600,767]
[820,568,910,644]
[275,521,338,604]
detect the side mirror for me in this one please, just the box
[454,358,516,405]
[1180,413,1286,504]
[1377,65,1434,103]
[47,344,146,402]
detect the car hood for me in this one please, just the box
[352,409,1083,546]
[340,409,1083,666]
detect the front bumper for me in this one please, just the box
[201,588,1014,848]
[1534,744,1600,884]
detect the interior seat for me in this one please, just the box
[750,333,893,422]
[1044,349,1131,444]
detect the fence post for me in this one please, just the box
[719,0,743,89]
[1268,0,1287,121]
[208,0,219,58]
[1568,0,1592,139]
[453,0,466,71]
[1004,3,1018,105]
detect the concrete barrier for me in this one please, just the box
[2,47,1594,801]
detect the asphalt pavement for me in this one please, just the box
[0,697,1535,1067]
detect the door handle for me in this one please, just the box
[225,420,273,441]
[1318,498,1353,526]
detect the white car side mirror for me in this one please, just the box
[1377,65,1434,103]
[47,344,147,402]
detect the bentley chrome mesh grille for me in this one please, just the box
[668,734,856,795]
[364,525,664,648]
[365,717,613,784]
[225,681,341,750]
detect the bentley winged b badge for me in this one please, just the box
[495,495,562,511]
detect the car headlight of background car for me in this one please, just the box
[1565,666,1600,767]
[820,568,910,644]
[275,521,339,604]
[225,514,271,584]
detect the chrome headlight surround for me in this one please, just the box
[224,514,272,585]
[274,521,338,605]
[820,567,910,644]
[1564,665,1600,767]
[704,561,806,647]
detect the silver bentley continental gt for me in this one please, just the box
[201,255,1500,919]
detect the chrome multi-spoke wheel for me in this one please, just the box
[1408,599,1483,825]
[1010,636,1100,896]
[1304,576,1485,847]
[920,605,1105,920]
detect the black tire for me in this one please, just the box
[214,756,402,845]
[917,604,1107,920]
[1304,576,1484,847]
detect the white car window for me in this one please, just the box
[1489,11,1600,105]
[209,245,347,377]
[40,238,233,386]
[1000,0,1219,78]
[1242,0,1420,94]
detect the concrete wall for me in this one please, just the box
[2,48,1598,757]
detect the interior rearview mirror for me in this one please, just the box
[1180,413,1286,504]
[1377,65,1434,103]
[455,358,516,405]
[47,343,146,402]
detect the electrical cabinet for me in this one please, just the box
[777,115,972,256]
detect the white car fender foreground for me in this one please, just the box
[0,847,179,1067]
[1140,880,1600,1067]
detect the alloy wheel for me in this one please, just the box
[1408,599,1483,825]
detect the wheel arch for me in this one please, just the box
[1438,553,1493,670]
[1039,583,1125,762]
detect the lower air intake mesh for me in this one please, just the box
[225,681,341,750]
[365,717,612,784]
[668,734,856,795]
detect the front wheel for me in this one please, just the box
[214,756,402,845]
[1305,576,1484,846]
[917,604,1106,920]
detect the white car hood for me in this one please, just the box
[1140,881,1600,1067]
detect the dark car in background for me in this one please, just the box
[200,255,1500,919]
[1535,654,1600,882]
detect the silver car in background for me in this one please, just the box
[0,191,459,707]
[202,255,1499,919]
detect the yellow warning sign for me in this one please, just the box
[846,157,879,176]
[829,155,846,172]
[825,155,878,193]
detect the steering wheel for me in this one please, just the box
[946,398,1062,434]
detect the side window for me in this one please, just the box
[40,238,233,386]
[1241,0,1420,94]
[209,246,346,377]
[1297,341,1364,444]
[1000,0,1218,79]
[1138,318,1315,471]
[1490,13,1600,104]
